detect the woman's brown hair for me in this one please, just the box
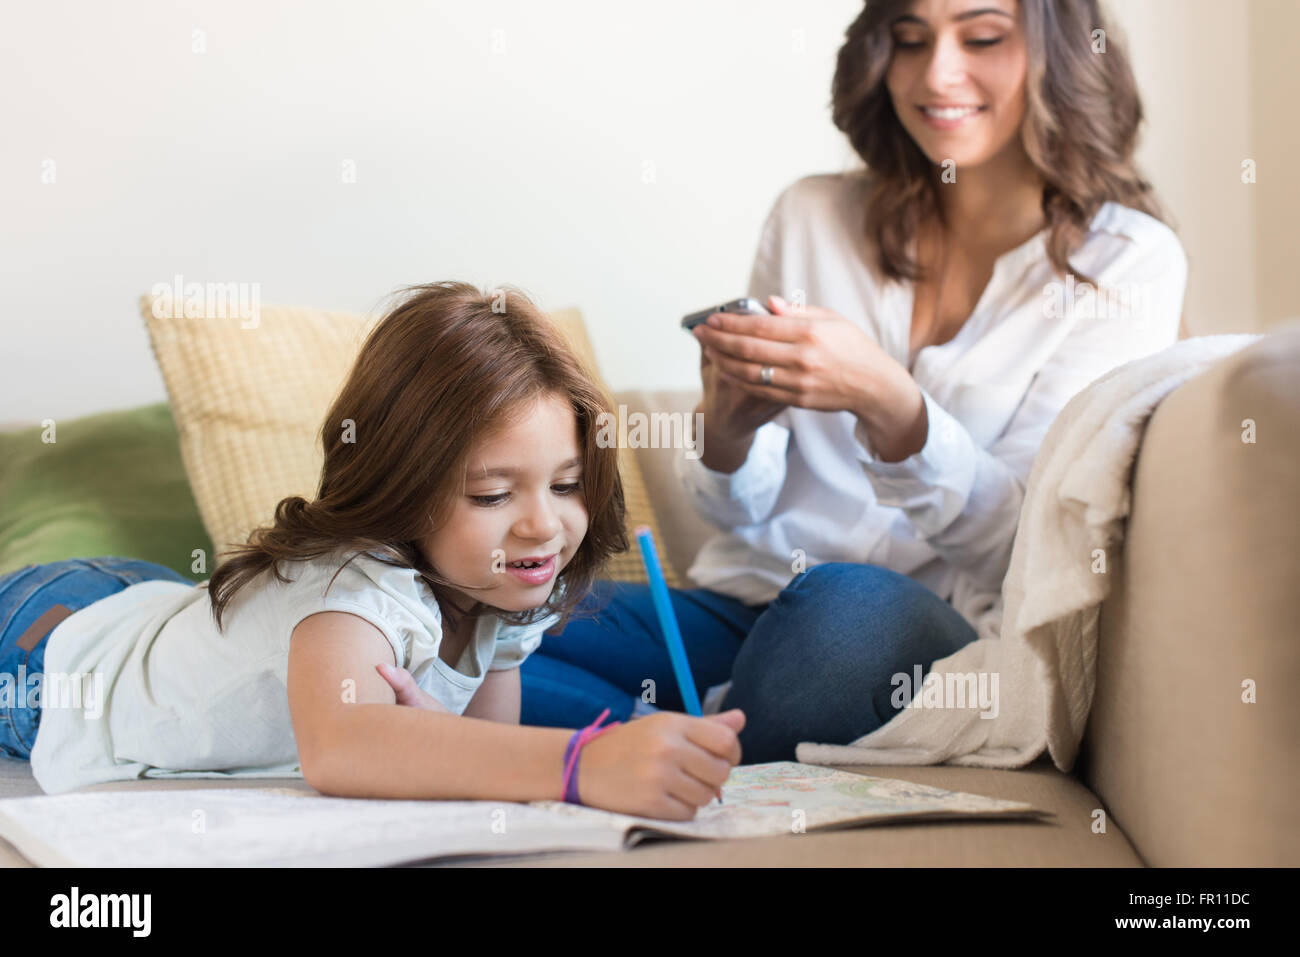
[203,281,628,635]
[831,0,1166,283]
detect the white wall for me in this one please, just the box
[1,0,1292,427]
[1248,0,1300,329]
[1110,0,1257,336]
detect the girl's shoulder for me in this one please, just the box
[270,547,440,619]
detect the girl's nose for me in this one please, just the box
[515,498,562,541]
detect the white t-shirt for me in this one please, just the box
[676,171,1187,641]
[29,548,557,794]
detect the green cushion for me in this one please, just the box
[0,403,215,582]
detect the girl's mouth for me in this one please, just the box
[506,554,557,585]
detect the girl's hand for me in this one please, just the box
[375,662,451,713]
[576,709,746,821]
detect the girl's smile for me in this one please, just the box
[504,554,557,585]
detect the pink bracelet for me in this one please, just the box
[561,707,621,804]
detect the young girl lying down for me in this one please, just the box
[5,282,743,820]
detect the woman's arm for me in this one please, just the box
[673,416,790,529]
[288,611,568,800]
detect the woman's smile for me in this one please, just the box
[917,103,987,129]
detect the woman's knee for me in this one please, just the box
[738,561,978,697]
[771,561,954,642]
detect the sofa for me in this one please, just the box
[2,324,1296,868]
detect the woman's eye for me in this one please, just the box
[892,35,1005,50]
[553,482,582,495]
[470,493,508,506]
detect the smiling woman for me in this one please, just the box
[516,0,1189,765]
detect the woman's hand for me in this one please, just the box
[696,317,788,441]
[375,662,451,712]
[694,294,927,462]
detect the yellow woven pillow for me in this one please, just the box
[138,293,676,586]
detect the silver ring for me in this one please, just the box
[760,365,774,385]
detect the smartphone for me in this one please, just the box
[680,297,770,331]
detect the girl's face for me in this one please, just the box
[421,391,589,615]
[885,0,1029,170]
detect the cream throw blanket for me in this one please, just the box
[793,333,1262,772]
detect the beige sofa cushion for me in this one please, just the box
[1083,320,1300,866]
[138,294,676,585]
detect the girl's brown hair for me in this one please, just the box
[831,0,1166,283]
[203,282,628,635]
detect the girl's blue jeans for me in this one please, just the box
[520,561,981,764]
[0,556,191,760]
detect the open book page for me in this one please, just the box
[0,762,1044,867]
[531,762,1046,842]
[0,788,630,868]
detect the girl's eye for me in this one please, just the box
[966,36,1004,47]
[469,482,582,507]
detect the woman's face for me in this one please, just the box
[421,391,589,615]
[885,0,1029,170]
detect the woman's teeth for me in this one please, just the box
[922,105,982,119]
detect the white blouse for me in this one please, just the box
[675,172,1187,642]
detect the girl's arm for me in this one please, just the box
[288,611,568,801]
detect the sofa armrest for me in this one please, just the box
[1080,322,1300,866]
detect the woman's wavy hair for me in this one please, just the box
[831,0,1166,282]
[203,281,628,636]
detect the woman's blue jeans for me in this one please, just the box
[519,561,981,764]
[0,556,191,760]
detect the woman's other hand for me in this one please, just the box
[696,317,787,436]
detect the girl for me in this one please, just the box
[495,0,1187,762]
[0,282,743,821]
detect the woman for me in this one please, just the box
[515,0,1187,764]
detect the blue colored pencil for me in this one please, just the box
[634,525,722,804]
[635,525,702,715]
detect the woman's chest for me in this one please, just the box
[907,254,997,363]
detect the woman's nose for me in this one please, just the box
[924,33,970,90]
